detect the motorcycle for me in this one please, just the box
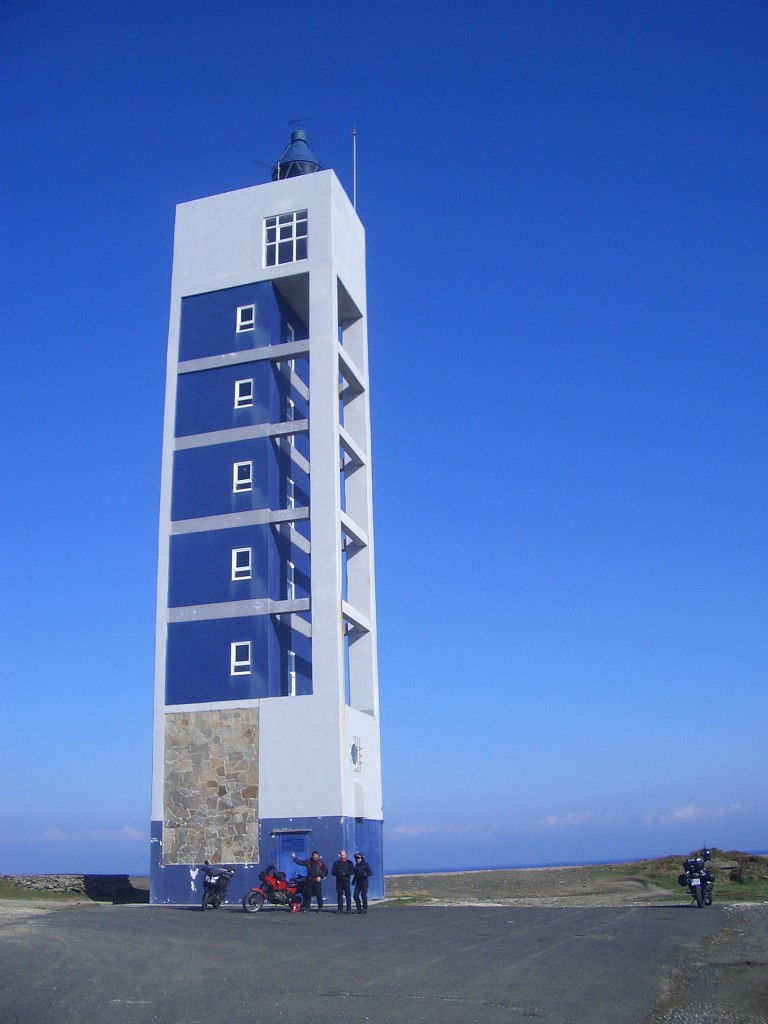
[201,861,235,910]
[242,865,305,912]
[678,847,714,908]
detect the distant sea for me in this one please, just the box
[387,851,768,876]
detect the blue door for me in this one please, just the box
[277,832,309,878]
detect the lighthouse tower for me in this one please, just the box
[150,131,383,903]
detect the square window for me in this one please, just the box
[231,641,251,676]
[264,210,308,267]
[234,378,254,409]
[233,461,253,493]
[236,305,255,332]
[232,547,252,581]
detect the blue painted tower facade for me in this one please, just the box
[150,134,383,903]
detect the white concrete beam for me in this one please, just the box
[342,600,371,634]
[339,425,366,467]
[337,344,365,393]
[174,419,308,451]
[276,612,312,638]
[177,338,310,375]
[340,510,368,548]
[275,522,311,555]
[168,597,310,622]
[171,506,309,535]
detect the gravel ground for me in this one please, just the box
[385,867,768,1021]
[2,868,766,1022]
[649,902,768,1024]
[0,898,93,935]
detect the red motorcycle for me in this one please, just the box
[242,866,305,912]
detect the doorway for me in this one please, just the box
[276,831,309,878]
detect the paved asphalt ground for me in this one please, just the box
[0,900,737,1024]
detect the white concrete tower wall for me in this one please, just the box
[259,175,381,822]
[151,163,382,903]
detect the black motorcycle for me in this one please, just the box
[201,861,235,910]
[678,847,714,908]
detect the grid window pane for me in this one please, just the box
[264,210,308,266]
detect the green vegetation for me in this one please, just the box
[600,849,768,902]
[0,875,149,904]
[380,895,427,907]
[0,879,85,901]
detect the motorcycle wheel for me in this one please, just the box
[201,892,212,911]
[694,885,705,908]
[705,886,713,907]
[243,891,265,913]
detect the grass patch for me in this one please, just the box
[597,849,768,902]
[381,895,430,907]
[0,879,85,902]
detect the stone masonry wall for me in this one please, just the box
[163,707,259,864]
[0,875,143,902]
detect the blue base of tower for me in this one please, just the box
[150,817,384,905]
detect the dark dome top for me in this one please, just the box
[272,129,324,180]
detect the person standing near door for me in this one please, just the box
[352,852,372,914]
[331,850,355,913]
[291,850,328,912]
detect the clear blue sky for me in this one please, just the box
[1,1,765,875]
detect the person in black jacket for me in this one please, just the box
[331,850,355,913]
[291,850,328,912]
[352,852,372,914]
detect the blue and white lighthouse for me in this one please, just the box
[150,131,383,903]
